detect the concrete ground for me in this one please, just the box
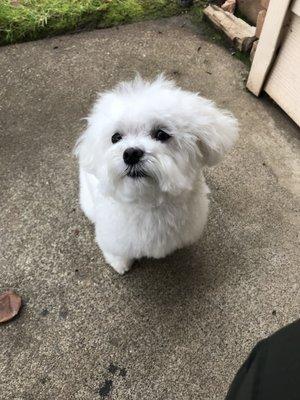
[0,15,299,400]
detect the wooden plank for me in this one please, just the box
[291,0,300,16]
[264,14,300,126]
[246,0,291,96]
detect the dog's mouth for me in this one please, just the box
[125,166,148,179]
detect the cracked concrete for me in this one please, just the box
[0,15,299,400]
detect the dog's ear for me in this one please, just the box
[194,99,238,166]
[74,127,98,175]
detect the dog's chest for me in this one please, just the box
[101,199,187,236]
[96,191,207,258]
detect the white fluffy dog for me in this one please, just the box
[75,75,238,274]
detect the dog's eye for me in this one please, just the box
[153,129,171,142]
[111,132,122,144]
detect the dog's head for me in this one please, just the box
[75,75,238,202]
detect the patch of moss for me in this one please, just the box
[0,1,108,44]
[101,0,144,27]
[0,0,184,46]
[0,0,252,68]
[233,50,251,67]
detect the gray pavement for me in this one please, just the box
[0,15,299,400]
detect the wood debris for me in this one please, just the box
[203,5,256,52]
[221,0,236,14]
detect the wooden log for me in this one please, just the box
[221,0,236,13]
[255,9,267,38]
[203,5,256,52]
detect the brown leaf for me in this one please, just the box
[0,291,22,323]
[10,0,20,7]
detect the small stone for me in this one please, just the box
[0,290,22,323]
[59,308,69,320]
[272,310,277,316]
[179,0,193,7]
[40,308,49,317]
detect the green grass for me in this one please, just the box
[0,0,251,67]
[0,0,185,45]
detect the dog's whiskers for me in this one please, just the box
[125,164,148,179]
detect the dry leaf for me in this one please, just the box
[10,0,20,7]
[0,290,22,323]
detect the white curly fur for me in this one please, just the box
[75,75,238,274]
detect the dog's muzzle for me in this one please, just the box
[126,167,148,178]
[123,147,144,165]
[123,147,148,178]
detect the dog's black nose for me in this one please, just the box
[123,147,144,165]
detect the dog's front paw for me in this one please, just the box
[103,252,133,275]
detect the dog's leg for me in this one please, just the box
[103,252,133,275]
